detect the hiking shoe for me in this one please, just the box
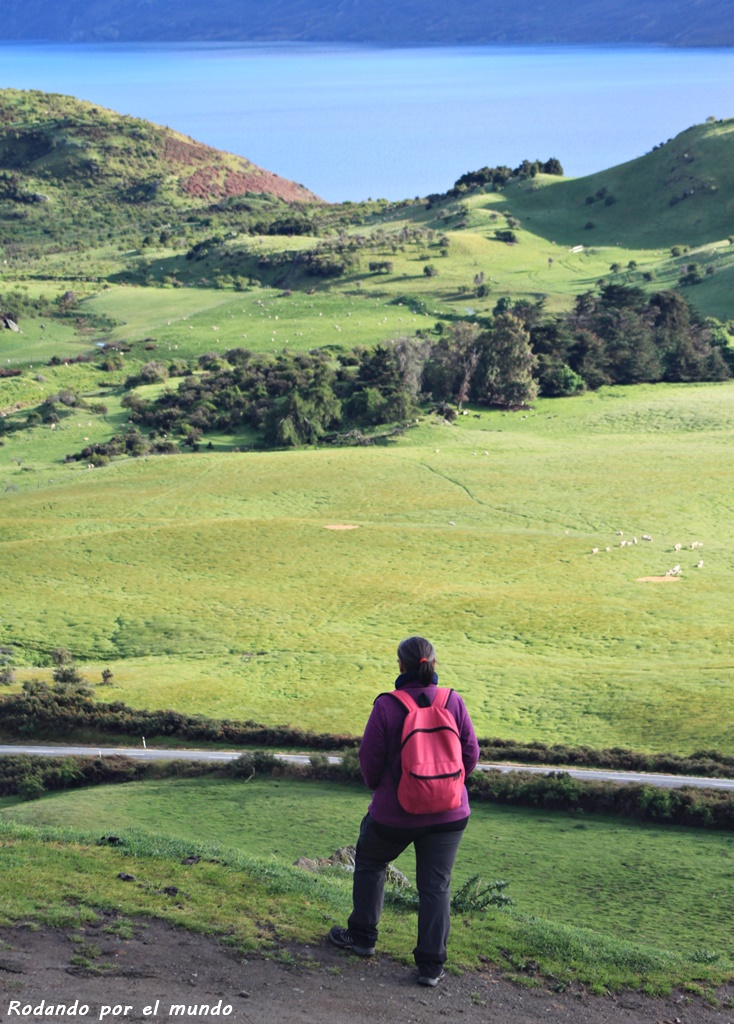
[417,965,445,987]
[328,926,375,957]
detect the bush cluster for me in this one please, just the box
[0,753,212,800]
[449,157,564,196]
[467,770,734,830]
[478,738,734,779]
[117,342,421,448]
[66,427,180,465]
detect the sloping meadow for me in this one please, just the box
[1,380,733,753]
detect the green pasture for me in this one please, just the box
[2,381,734,753]
[2,817,730,995]
[0,317,86,367]
[82,282,439,359]
[2,776,733,959]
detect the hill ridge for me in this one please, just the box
[2,0,734,46]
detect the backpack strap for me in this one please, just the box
[435,687,454,710]
[385,689,419,713]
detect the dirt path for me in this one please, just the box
[1,920,732,1024]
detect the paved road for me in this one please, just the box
[1,744,733,791]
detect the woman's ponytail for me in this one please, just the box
[397,636,437,686]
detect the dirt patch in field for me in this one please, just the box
[324,524,359,530]
[0,919,730,1024]
[636,576,683,582]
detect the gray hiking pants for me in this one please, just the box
[347,812,466,966]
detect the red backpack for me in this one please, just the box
[388,688,465,814]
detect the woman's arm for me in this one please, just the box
[358,700,389,789]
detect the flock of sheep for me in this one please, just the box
[590,533,704,577]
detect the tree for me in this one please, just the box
[423,264,438,277]
[538,360,585,397]
[475,313,538,407]
[447,322,482,411]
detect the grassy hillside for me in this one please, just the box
[3,817,731,996]
[501,118,734,250]
[2,382,734,754]
[3,776,734,958]
[0,89,320,203]
[0,89,321,262]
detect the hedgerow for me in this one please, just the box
[3,683,734,776]
[3,750,734,831]
[0,685,359,750]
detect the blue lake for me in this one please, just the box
[1,42,734,201]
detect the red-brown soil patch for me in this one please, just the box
[180,163,319,203]
[163,131,322,203]
[164,137,217,167]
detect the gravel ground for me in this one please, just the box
[0,919,732,1024]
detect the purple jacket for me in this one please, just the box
[359,674,480,828]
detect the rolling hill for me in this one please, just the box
[0,88,320,205]
[500,118,734,249]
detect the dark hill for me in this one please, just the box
[1,0,734,46]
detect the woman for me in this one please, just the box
[329,635,480,986]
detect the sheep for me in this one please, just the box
[674,543,682,552]
[642,534,652,541]
[592,548,599,554]
[697,560,704,568]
